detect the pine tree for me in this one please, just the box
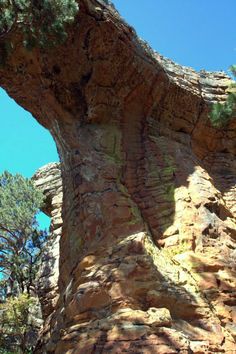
[210,65,236,127]
[0,171,47,296]
[0,0,79,59]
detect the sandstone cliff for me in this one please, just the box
[0,1,236,353]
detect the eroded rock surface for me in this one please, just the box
[0,1,236,353]
[33,163,62,321]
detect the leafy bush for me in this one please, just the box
[210,65,236,128]
[0,294,38,353]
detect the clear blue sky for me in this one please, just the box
[113,0,236,72]
[0,1,235,226]
[0,88,59,178]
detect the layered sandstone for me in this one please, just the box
[0,1,236,353]
[33,163,62,321]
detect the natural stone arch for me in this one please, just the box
[0,1,236,352]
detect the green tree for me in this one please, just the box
[0,171,47,296]
[210,65,236,128]
[0,0,79,57]
[0,293,38,353]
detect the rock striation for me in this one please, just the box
[32,163,62,322]
[0,1,236,352]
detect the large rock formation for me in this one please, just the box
[0,1,236,352]
[33,163,62,322]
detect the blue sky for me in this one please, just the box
[113,0,236,72]
[0,1,235,227]
[0,88,59,178]
[0,89,59,228]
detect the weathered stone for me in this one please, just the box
[32,163,62,323]
[0,1,235,352]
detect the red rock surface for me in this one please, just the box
[0,1,236,352]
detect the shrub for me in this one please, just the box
[210,65,236,128]
[0,294,38,353]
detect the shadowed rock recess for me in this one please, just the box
[1,1,236,353]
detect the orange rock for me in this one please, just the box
[2,1,236,352]
[197,272,218,291]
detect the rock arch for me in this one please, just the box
[0,1,236,352]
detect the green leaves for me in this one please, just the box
[229,64,236,77]
[209,65,236,128]
[0,171,43,234]
[0,294,38,352]
[210,94,236,128]
[0,171,47,296]
[0,0,79,50]
[0,1,16,32]
[0,172,47,351]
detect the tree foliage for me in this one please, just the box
[0,171,47,296]
[0,294,38,353]
[0,0,79,51]
[210,65,236,128]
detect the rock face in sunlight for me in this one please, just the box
[0,1,236,352]
[33,163,62,324]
